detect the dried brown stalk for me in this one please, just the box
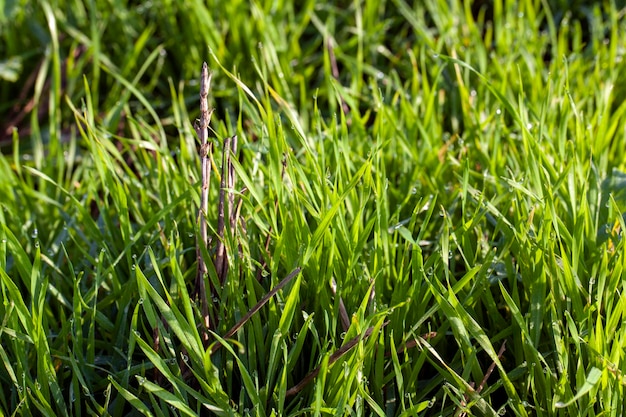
[330,277,351,332]
[211,267,302,355]
[215,135,235,283]
[285,321,390,398]
[459,340,507,417]
[228,135,238,231]
[194,62,214,332]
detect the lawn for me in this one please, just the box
[1,0,626,415]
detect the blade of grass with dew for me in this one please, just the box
[426,271,525,415]
[135,266,204,368]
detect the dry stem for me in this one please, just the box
[195,62,213,332]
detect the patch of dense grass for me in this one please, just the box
[1,0,626,415]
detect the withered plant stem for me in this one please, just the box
[195,62,213,331]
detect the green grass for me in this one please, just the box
[1,0,626,415]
